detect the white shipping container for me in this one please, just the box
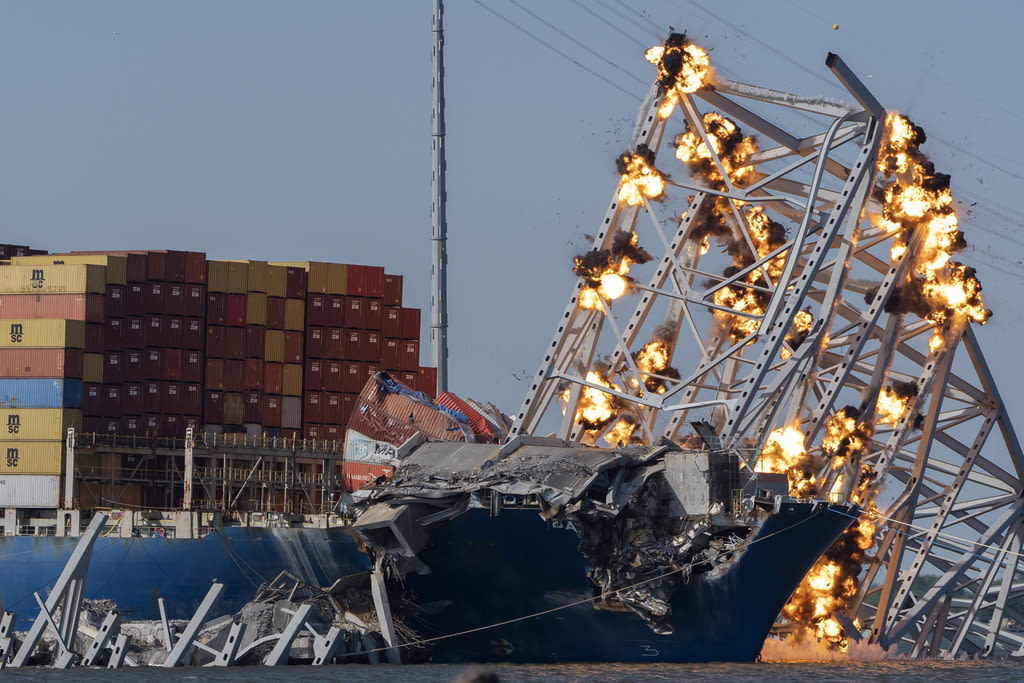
[0,474,60,507]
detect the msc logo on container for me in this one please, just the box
[30,269,45,288]
[9,323,23,343]
[7,414,20,434]
[5,448,18,468]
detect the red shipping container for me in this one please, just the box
[165,317,184,348]
[401,339,420,372]
[165,284,185,315]
[0,293,107,322]
[183,414,200,435]
[161,414,182,438]
[342,361,364,393]
[244,357,264,390]
[266,297,285,329]
[146,252,167,282]
[307,294,326,327]
[223,359,245,393]
[401,307,420,340]
[284,331,303,364]
[184,383,202,415]
[105,285,125,318]
[344,329,364,361]
[261,394,282,427]
[383,307,402,338]
[125,283,145,316]
[101,418,119,436]
[399,370,418,387]
[184,350,203,383]
[365,331,382,363]
[184,317,204,349]
[225,294,247,327]
[326,295,345,327]
[346,297,366,329]
[185,284,205,317]
[122,415,142,435]
[263,362,283,394]
[146,282,165,313]
[382,338,401,370]
[284,267,305,299]
[224,392,245,425]
[325,360,343,392]
[144,315,163,348]
[304,423,322,440]
[205,391,224,424]
[163,348,183,381]
[185,252,207,284]
[305,359,324,391]
[305,326,324,359]
[436,391,496,442]
[125,316,144,349]
[418,366,438,398]
[101,384,120,418]
[0,349,83,379]
[383,273,403,307]
[165,250,186,282]
[144,381,162,413]
[346,264,385,298]
[224,326,245,360]
[105,318,124,350]
[104,351,123,384]
[326,328,344,359]
[206,358,225,390]
[122,382,142,414]
[324,424,344,441]
[164,382,182,414]
[324,392,342,425]
[207,326,226,358]
[83,383,102,416]
[245,325,265,358]
[84,323,104,354]
[341,461,393,491]
[142,348,163,380]
[124,349,142,382]
[341,393,357,424]
[366,299,383,331]
[207,293,227,325]
[245,390,262,423]
[305,391,323,424]
[143,413,159,434]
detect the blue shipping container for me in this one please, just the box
[0,379,83,409]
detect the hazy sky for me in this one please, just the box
[1,1,1021,419]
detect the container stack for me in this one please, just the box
[0,259,96,508]
[205,260,248,433]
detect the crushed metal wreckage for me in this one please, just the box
[353,435,792,635]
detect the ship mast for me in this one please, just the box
[430,0,449,393]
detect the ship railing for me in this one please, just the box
[75,431,347,454]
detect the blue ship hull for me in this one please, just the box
[396,501,854,663]
[0,527,370,620]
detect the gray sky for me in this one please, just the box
[1,1,1020,419]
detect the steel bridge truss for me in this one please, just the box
[510,51,1024,657]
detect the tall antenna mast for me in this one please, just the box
[430,0,449,393]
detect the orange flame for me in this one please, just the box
[675,112,757,185]
[617,147,666,206]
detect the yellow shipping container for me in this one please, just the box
[9,254,127,286]
[265,330,285,363]
[1,408,81,440]
[83,353,103,383]
[271,262,347,295]
[0,264,105,294]
[283,363,303,396]
[0,319,85,349]
[247,292,267,326]
[284,299,304,331]
[207,261,249,294]
[1,440,63,474]
[245,260,269,293]
[266,265,288,298]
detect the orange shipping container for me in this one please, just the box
[266,265,288,298]
[0,264,106,294]
[0,349,84,378]
[0,294,105,322]
[207,261,248,294]
[283,299,304,331]
[340,461,393,491]
[246,292,267,326]
[283,363,303,396]
[264,330,285,363]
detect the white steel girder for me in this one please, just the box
[509,42,1024,658]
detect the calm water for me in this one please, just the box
[0,661,1019,682]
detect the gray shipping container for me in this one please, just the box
[282,396,302,430]
[0,474,60,507]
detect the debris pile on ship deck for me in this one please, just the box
[352,434,789,635]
